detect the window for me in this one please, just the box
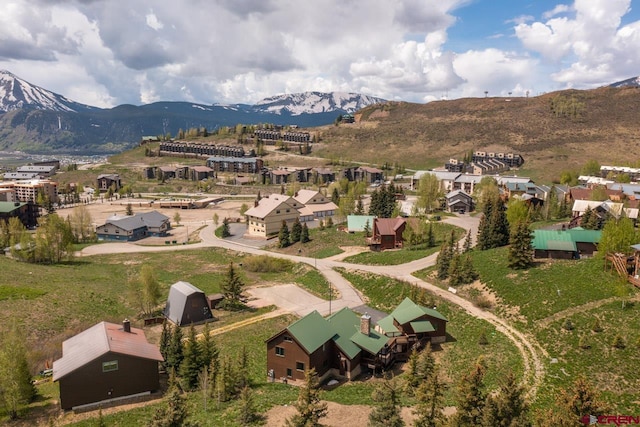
[296,362,304,371]
[276,210,280,214]
[102,360,118,372]
[283,336,293,343]
[275,346,285,357]
[286,368,292,378]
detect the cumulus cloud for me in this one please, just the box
[0,0,638,107]
[516,0,640,87]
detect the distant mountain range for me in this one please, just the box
[0,70,386,154]
[608,76,640,88]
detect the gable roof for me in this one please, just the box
[287,310,336,354]
[294,189,326,205]
[392,297,448,324]
[244,194,299,219]
[53,321,162,381]
[374,217,406,236]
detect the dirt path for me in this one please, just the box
[538,293,640,329]
[197,308,287,339]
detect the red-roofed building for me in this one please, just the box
[367,217,406,251]
[53,320,163,410]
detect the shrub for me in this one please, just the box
[612,334,626,349]
[578,336,590,350]
[591,318,603,333]
[562,319,574,331]
[241,255,293,273]
[478,330,489,346]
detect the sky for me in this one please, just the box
[1,0,640,108]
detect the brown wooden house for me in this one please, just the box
[266,308,389,385]
[53,320,163,411]
[266,300,448,386]
[376,297,449,355]
[367,217,406,251]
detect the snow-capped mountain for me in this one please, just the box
[252,91,386,115]
[0,69,96,113]
[609,76,640,88]
[0,70,387,154]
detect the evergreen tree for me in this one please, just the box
[355,196,364,215]
[508,222,534,270]
[448,253,464,286]
[278,220,291,248]
[539,376,608,426]
[326,216,333,227]
[449,357,487,427]
[215,356,235,404]
[363,219,371,238]
[580,207,593,229]
[147,372,189,427]
[461,254,479,284]
[368,375,404,427]
[159,321,172,371]
[219,262,245,310]
[477,195,509,250]
[414,374,446,427]
[331,187,340,205]
[426,222,435,248]
[198,322,219,375]
[221,218,231,238]
[482,372,531,427]
[180,324,202,390]
[300,223,310,243]
[418,342,435,382]
[463,230,472,253]
[285,368,327,427]
[291,217,302,243]
[126,203,133,216]
[236,345,250,390]
[165,325,184,372]
[404,347,421,395]
[238,386,259,426]
[436,242,451,280]
[0,323,36,419]
[369,188,381,217]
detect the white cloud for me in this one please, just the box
[0,0,638,107]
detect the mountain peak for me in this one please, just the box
[0,70,94,113]
[252,91,386,115]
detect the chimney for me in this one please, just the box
[123,319,131,333]
[360,313,371,335]
[254,199,259,207]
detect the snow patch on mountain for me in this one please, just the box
[608,76,640,88]
[252,91,386,116]
[0,70,95,113]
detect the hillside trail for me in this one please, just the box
[538,293,640,329]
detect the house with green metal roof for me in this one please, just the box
[377,298,449,349]
[532,228,601,259]
[266,299,449,385]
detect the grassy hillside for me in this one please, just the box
[312,87,640,182]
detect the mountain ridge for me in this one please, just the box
[0,70,386,154]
